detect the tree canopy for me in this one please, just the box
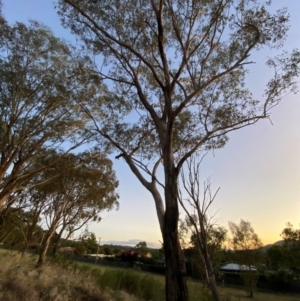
[0,15,109,209]
[30,150,119,266]
[280,223,300,277]
[57,0,300,175]
[229,219,262,297]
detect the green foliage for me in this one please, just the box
[103,246,113,255]
[113,248,121,255]
[50,252,75,269]
[57,1,300,299]
[34,150,119,223]
[180,215,227,274]
[267,245,285,270]
[135,241,147,249]
[263,269,294,292]
[281,223,300,241]
[134,241,149,254]
[0,15,106,209]
[229,219,263,252]
[0,207,44,249]
[229,220,263,297]
[57,0,300,166]
[80,231,99,254]
[93,269,164,301]
[280,223,300,277]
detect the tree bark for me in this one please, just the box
[202,250,220,301]
[0,193,9,210]
[163,223,188,301]
[36,227,56,268]
[53,226,65,255]
[249,269,254,298]
[163,153,188,301]
[37,236,50,268]
[198,217,221,301]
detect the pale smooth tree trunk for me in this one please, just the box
[36,226,57,268]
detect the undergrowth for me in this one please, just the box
[0,250,236,301]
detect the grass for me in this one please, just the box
[75,260,300,301]
[0,248,299,301]
[56,259,213,301]
[0,251,138,301]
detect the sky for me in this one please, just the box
[2,0,300,248]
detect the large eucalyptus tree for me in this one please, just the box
[0,15,105,210]
[57,0,300,299]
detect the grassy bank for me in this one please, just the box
[74,260,300,301]
[0,249,299,301]
[0,251,138,301]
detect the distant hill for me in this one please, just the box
[260,240,284,252]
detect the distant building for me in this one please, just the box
[138,251,152,258]
[219,262,257,272]
[85,254,115,259]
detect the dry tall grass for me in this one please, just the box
[0,251,138,301]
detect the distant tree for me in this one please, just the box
[281,223,300,277]
[103,246,113,255]
[229,220,263,298]
[57,1,300,299]
[266,245,284,270]
[34,151,118,267]
[86,233,99,254]
[79,230,98,254]
[134,241,149,254]
[50,151,119,255]
[113,247,121,255]
[135,241,147,249]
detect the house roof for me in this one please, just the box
[219,263,257,271]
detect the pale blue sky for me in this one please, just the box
[2,0,299,247]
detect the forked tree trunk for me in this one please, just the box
[37,234,51,268]
[37,227,57,268]
[53,226,64,255]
